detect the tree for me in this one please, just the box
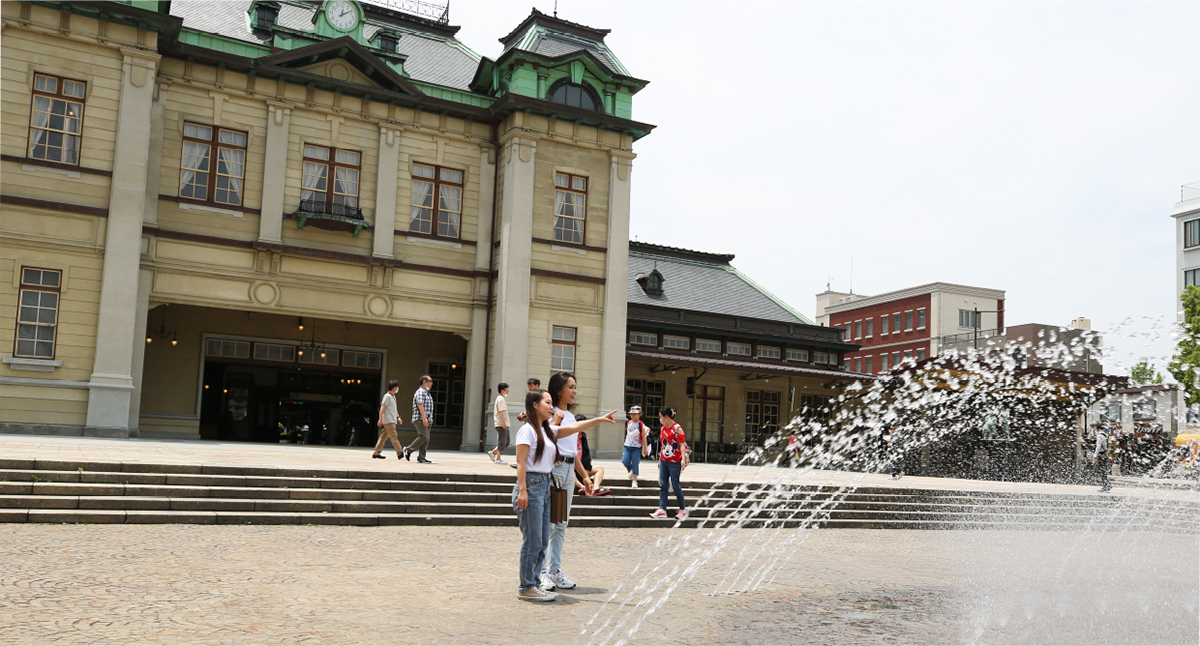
[1168,285,1200,407]
[1130,361,1164,385]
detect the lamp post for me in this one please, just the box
[973,306,1005,350]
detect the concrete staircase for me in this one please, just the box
[0,458,1196,531]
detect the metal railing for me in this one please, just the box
[364,0,450,24]
[296,198,364,220]
[940,328,1005,345]
[1183,181,1200,202]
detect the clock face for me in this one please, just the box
[327,0,358,31]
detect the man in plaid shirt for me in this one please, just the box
[405,375,435,463]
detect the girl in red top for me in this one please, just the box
[650,406,689,520]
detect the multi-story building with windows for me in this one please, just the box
[0,1,653,454]
[623,243,860,462]
[815,283,1005,374]
[1175,180,1200,317]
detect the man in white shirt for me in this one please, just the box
[489,382,510,464]
[372,380,402,459]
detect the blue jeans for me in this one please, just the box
[514,472,551,592]
[622,446,642,477]
[659,460,685,510]
[544,460,573,574]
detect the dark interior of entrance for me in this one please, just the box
[200,361,380,445]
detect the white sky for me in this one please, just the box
[451,1,1200,378]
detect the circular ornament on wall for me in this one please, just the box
[327,62,351,81]
[252,282,279,305]
[366,295,389,317]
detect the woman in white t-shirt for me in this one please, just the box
[621,405,650,487]
[513,388,615,602]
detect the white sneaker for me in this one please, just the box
[539,571,556,591]
[488,451,498,464]
[547,569,576,590]
[497,458,508,465]
[631,480,638,488]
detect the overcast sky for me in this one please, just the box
[452,1,1200,377]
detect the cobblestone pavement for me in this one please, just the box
[0,434,1188,500]
[0,524,1194,645]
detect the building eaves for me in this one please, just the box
[824,282,1006,314]
[627,349,865,382]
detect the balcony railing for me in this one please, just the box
[287,199,371,237]
[1183,181,1200,202]
[940,328,1005,345]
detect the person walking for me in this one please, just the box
[513,388,615,602]
[650,407,689,520]
[1092,423,1112,492]
[622,406,649,488]
[404,375,434,463]
[371,381,403,459]
[490,383,511,465]
[541,371,593,592]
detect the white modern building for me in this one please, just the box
[1174,180,1200,318]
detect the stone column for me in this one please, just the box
[461,146,497,452]
[141,77,170,228]
[372,124,402,258]
[258,100,292,244]
[127,270,153,432]
[85,47,160,435]
[492,136,536,400]
[595,153,633,454]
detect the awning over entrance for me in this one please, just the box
[626,348,865,382]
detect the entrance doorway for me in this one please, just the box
[198,335,385,444]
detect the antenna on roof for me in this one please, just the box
[849,256,854,295]
[826,276,832,291]
[553,0,558,18]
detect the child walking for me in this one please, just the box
[650,406,689,520]
[622,406,650,488]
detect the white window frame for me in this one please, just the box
[628,331,657,346]
[786,348,809,362]
[696,338,722,353]
[662,334,690,350]
[726,342,751,356]
[917,308,926,330]
[757,345,781,359]
[551,325,576,372]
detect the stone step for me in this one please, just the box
[1,495,1191,531]
[1,460,1176,504]
[0,507,1190,531]
[0,469,1166,512]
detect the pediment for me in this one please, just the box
[258,37,422,96]
[295,60,382,88]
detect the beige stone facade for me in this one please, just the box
[1,1,649,451]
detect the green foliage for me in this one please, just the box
[1169,285,1200,406]
[1130,361,1164,385]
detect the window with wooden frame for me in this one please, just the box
[892,313,901,334]
[880,353,888,372]
[696,338,721,353]
[854,320,862,339]
[28,73,86,165]
[553,172,587,244]
[745,390,781,444]
[14,267,61,359]
[410,163,463,238]
[814,351,828,364]
[301,144,361,215]
[865,319,873,338]
[628,331,657,346]
[757,345,781,360]
[662,334,690,350]
[625,379,665,432]
[180,123,248,206]
[726,342,751,356]
[904,310,914,331]
[881,314,889,335]
[551,326,576,372]
[786,348,808,362]
[428,362,465,428]
[917,308,926,330]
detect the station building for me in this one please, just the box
[0,0,861,458]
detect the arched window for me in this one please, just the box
[547,81,601,112]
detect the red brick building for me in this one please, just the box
[815,283,1005,375]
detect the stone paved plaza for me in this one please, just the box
[0,524,1195,645]
[1,435,1197,644]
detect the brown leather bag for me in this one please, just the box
[550,486,569,524]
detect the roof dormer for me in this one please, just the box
[636,268,665,297]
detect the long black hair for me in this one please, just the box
[548,371,576,411]
[524,388,560,464]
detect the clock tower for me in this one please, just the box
[314,0,364,41]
